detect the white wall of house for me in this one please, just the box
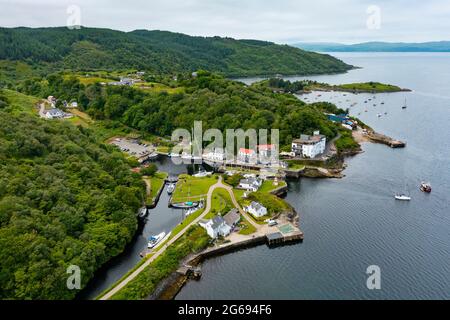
[247,205,267,218]
[302,138,326,158]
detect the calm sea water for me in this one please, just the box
[176,53,450,299]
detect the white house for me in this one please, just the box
[69,101,78,108]
[245,201,268,218]
[292,131,326,159]
[45,108,65,119]
[237,148,257,164]
[238,177,262,192]
[203,147,225,162]
[199,216,231,239]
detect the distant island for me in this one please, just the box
[0,27,353,80]
[255,78,411,94]
[293,41,450,52]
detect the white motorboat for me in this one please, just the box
[395,194,411,201]
[147,232,166,249]
[193,170,213,178]
[167,183,176,194]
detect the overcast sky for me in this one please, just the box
[1,0,449,44]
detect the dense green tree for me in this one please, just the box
[0,111,145,299]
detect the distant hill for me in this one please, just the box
[0,27,352,77]
[293,41,450,52]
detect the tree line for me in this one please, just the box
[0,101,146,299]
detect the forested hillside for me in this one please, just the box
[0,96,146,299]
[18,71,344,148]
[0,27,352,78]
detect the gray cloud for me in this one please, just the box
[0,0,448,43]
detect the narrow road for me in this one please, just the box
[99,176,227,300]
[38,102,46,118]
[218,183,261,230]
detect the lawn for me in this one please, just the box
[242,191,291,220]
[145,172,168,205]
[259,180,287,193]
[205,188,234,219]
[171,174,218,203]
[287,161,306,171]
[238,215,257,235]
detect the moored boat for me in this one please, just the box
[171,201,199,209]
[167,183,176,194]
[147,232,166,249]
[395,193,411,201]
[420,182,432,193]
[138,207,148,219]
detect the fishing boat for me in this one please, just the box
[147,232,166,249]
[395,194,411,201]
[167,183,176,194]
[420,182,432,193]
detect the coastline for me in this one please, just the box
[149,207,302,300]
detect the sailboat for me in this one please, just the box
[395,183,411,201]
[402,98,407,109]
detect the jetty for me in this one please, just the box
[367,131,406,148]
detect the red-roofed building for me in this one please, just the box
[238,148,257,164]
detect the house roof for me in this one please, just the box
[224,209,240,226]
[211,216,225,229]
[240,177,259,186]
[47,108,63,116]
[239,148,256,155]
[258,144,275,151]
[293,134,325,145]
[249,201,266,211]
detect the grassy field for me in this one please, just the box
[335,130,361,153]
[110,226,209,300]
[337,82,403,92]
[145,172,168,205]
[156,145,171,154]
[66,109,94,127]
[242,191,291,221]
[133,82,184,94]
[171,174,218,203]
[1,89,40,115]
[205,188,234,219]
[259,180,287,193]
[238,215,257,235]
[77,76,113,85]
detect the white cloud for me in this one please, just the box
[0,0,448,43]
